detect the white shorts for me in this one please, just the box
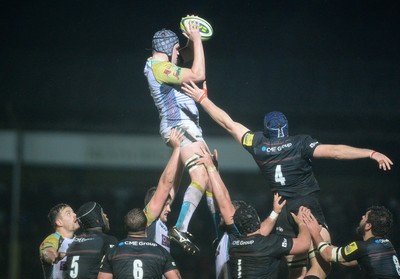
[161,121,204,148]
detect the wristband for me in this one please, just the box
[317,241,330,253]
[369,151,377,159]
[269,210,279,221]
[198,89,208,104]
[207,166,217,173]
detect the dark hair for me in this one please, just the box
[144,186,172,207]
[233,203,260,235]
[125,208,147,234]
[144,187,157,206]
[48,203,71,229]
[77,201,105,231]
[366,206,393,238]
[232,200,248,209]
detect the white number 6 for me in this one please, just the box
[133,259,143,279]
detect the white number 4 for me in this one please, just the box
[274,165,286,186]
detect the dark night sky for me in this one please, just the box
[2,0,399,137]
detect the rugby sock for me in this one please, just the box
[206,191,221,237]
[175,182,205,232]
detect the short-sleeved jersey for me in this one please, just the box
[215,232,230,279]
[227,224,293,279]
[146,218,170,252]
[40,232,74,279]
[339,237,400,278]
[144,59,200,133]
[65,230,118,279]
[144,206,170,252]
[100,237,178,278]
[242,132,321,197]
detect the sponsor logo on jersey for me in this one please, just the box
[74,237,94,243]
[276,226,283,232]
[162,234,170,247]
[119,240,157,247]
[281,238,288,248]
[309,141,319,148]
[344,242,358,255]
[232,240,255,246]
[263,143,292,153]
[375,238,389,244]
[242,133,254,147]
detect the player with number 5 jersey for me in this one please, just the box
[65,202,117,279]
[180,80,393,279]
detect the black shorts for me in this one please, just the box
[275,192,328,238]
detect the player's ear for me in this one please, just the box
[55,218,63,227]
[365,222,372,231]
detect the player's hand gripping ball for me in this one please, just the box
[180,15,213,41]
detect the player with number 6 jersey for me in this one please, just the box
[98,208,181,279]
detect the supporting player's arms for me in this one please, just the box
[98,272,113,279]
[289,207,311,255]
[165,269,182,279]
[194,147,236,225]
[259,193,286,236]
[145,128,183,220]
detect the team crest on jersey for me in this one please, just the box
[344,242,358,255]
[242,133,254,147]
[162,235,170,247]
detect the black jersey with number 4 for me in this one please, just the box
[242,131,321,197]
[340,237,400,278]
[227,224,293,279]
[100,236,178,278]
[65,231,118,279]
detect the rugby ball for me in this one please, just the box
[180,15,213,41]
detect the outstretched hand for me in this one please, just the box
[371,151,393,171]
[194,146,217,170]
[298,207,321,238]
[182,81,207,102]
[167,128,183,149]
[182,17,202,42]
[272,193,286,214]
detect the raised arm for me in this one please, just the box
[259,193,286,236]
[289,206,311,255]
[313,144,393,171]
[180,19,205,83]
[194,147,236,225]
[164,269,182,279]
[301,208,358,266]
[182,81,250,144]
[145,128,183,218]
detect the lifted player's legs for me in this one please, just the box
[169,141,212,255]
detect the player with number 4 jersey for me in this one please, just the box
[180,80,393,279]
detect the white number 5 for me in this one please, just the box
[274,165,286,186]
[69,256,80,278]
